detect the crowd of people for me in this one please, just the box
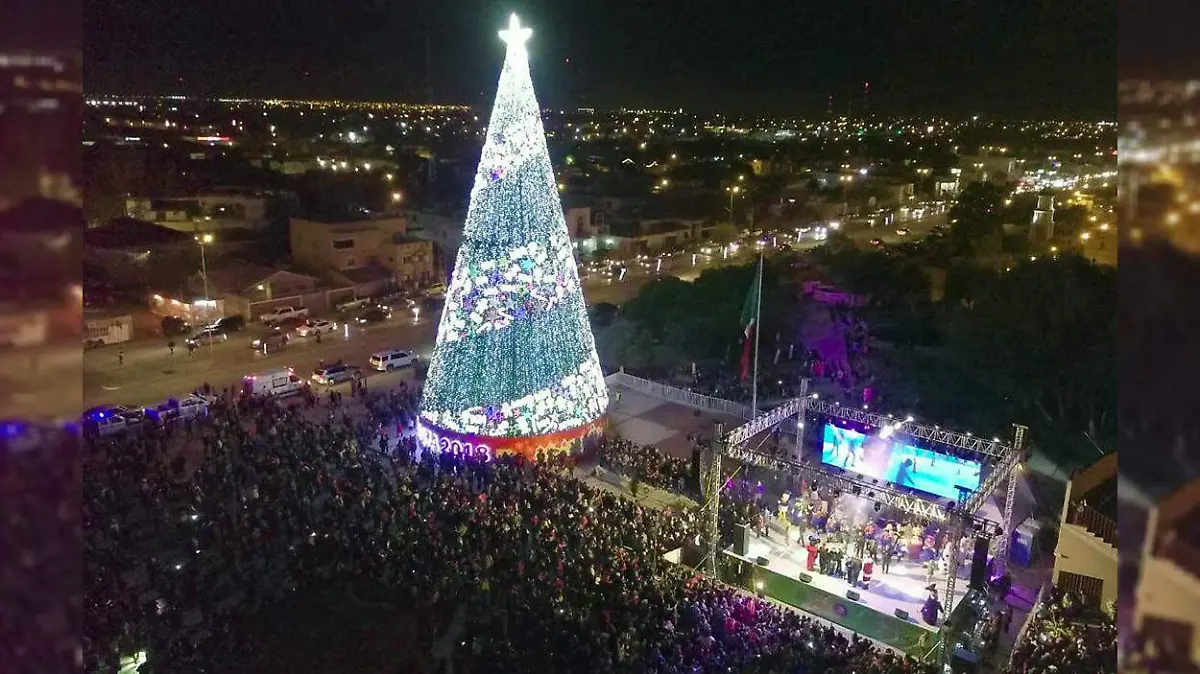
[2,423,81,674]
[1004,585,1117,674]
[83,379,941,673]
[597,436,696,498]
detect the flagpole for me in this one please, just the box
[752,253,763,414]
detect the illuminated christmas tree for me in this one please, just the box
[418,15,608,458]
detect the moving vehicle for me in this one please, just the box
[311,363,361,386]
[242,368,305,398]
[369,349,417,371]
[259,306,310,325]
[295,319,337,337]
[185,326,228,346]
[144,394,210,424]
[870,238,885,247]
[895,228,911,236]
[250,331,289,352]
[356,305,392,325]
[82,405,145,437]
[424,283,447,298]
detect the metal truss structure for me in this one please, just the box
[725,395,807,447]
[723,443,998,529]
[686,376,1025,668]
[991,425,1027,571]
[806,399,1011,460]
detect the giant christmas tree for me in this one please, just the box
[418,15,609,458]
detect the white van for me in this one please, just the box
[242,368,306,398]
[369,349,418,371]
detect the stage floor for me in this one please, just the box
[741,531,970,633]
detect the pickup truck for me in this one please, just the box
[259,306,310,325]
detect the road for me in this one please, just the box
[73,276,664,414]
[59,217,946,420]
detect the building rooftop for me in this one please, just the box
[84,217,192,248]
[0,197,82,234]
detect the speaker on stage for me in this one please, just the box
[735,524,751,556]
[799,573,813,583]
[969,536,990,590]
[894,608,910,621]
[755,556,769,567]
[846,589,861,601]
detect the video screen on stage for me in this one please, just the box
[820,423,983,500]
[884,442,982,501]
[820,424,891,482]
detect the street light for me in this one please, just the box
[196,234,215,360]
[1080,231,1091,242]
[727,186,741,227]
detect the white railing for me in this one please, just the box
[606,371,755,420]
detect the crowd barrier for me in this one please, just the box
[606,371,756,420]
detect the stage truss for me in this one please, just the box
[699,379,1028,666]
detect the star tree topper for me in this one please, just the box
[499,14,533,50]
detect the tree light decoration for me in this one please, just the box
[420,14,608,452]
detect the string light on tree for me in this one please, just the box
[419,14,609,458]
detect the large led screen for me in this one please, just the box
[821,423,983,500]
[884,442,982,501]
[820,424,891,482]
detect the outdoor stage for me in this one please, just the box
[721,528,970,655]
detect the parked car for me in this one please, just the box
[161,315,191,337]
[250,331,290,352]
[369,349,417,371]
[895,228,911,236]
[185,326,228,346]
[259,306,310,325]
[311,363,361,386]
[295,319,338,337]
[424,283,447,298]
[355,306,392,325]
[211,315,247,332]
[870,238,885,247]
[335,297,372,314]
[144,394,210,424]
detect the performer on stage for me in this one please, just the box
[861,554,874,590]
[805,538,819,572]
[921,587,944,626]
[847,555,863,587]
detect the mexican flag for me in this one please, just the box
[739,259,762,381]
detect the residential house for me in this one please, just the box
[1134,476,1200,666]
[125,189,276,233]
[1052,453,1118,609]
[290,216,436,292]
[186,264,324,320]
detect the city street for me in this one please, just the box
[75,274,656,415]
[61,216,946,420]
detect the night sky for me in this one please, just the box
[1119,0,1198,79]
[85,0,1114,117]
[1,0,79,50]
